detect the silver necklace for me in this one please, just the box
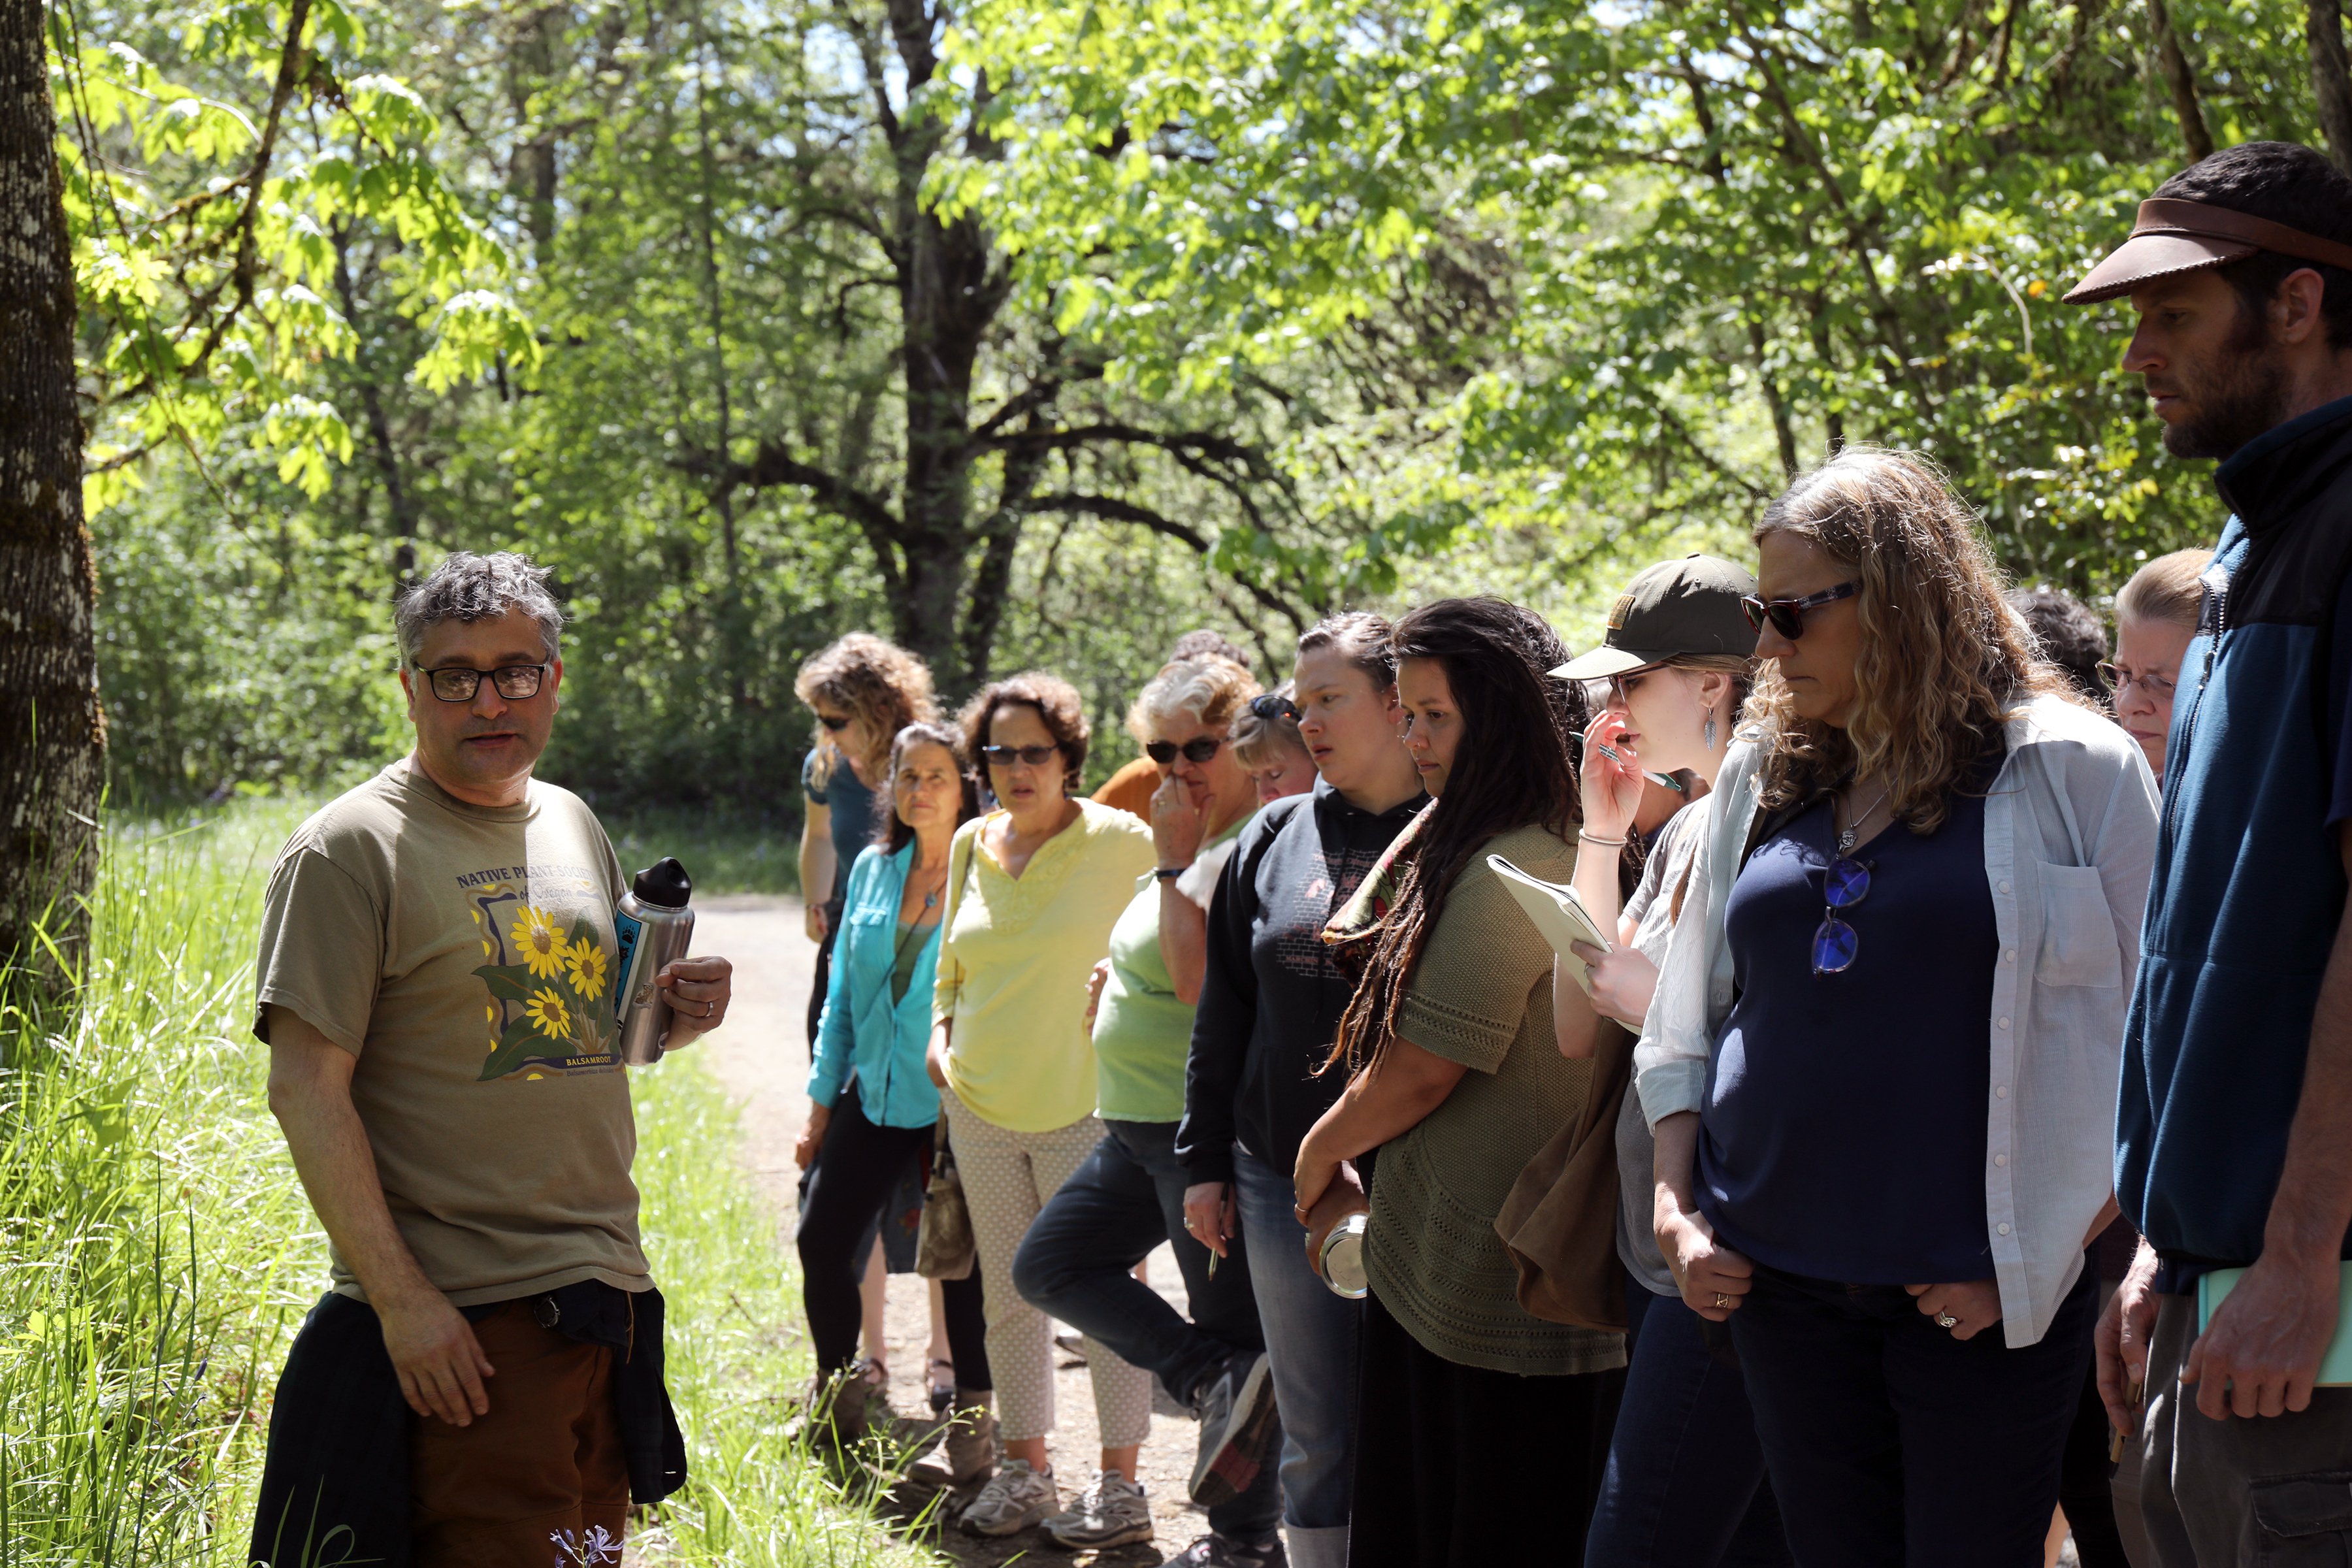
[1836,788,1891,857]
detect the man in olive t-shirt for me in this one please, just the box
[250,553,733,1567]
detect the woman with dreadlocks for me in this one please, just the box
[1291,597,1628,1567]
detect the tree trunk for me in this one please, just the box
[0,0,105,977]
[2148,0,2215,161]
[2311,0,2352,174]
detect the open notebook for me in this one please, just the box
[1488,855,1614,994]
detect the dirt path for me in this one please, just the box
[692,894,1226,1566]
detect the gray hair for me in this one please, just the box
[394,552,564,663]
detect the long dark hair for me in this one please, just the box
[874,721,981,855]
[1328,597,1587,1074]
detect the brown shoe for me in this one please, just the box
[810,1359,885,1448]
[904,1387,996,1488]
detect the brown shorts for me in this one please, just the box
[410,1299,629,1567]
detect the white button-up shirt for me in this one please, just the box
[1635,693,2159,1347]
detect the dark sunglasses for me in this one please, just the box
[817,713,851,732]
[1813,857,1873,975]
[414,662,549,702]
[1147,736,1226,766]
[1248,694,1300,723]
[979,743,1060,768]
[1741,581,1859,640]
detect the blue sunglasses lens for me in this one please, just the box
[1824,858,1871,908]
[1812,917,1859,975]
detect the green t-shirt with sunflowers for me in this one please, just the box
[253,759,649,1306]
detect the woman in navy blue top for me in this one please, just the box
[1641,450,2158,1568]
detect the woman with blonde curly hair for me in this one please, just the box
[1637,449,2159,1565]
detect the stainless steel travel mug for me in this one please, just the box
[613,857,694,1067]
[1318,1211,1370,1299]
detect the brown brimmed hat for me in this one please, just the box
[2064,197,2352,305]
[1552,553,1758,681]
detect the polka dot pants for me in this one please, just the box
[945,1091,1154,1446]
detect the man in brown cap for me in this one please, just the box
[2071,141,2352,1565]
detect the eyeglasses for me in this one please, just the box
[1741,581,1859,640]
[817,713,852,732]
[1248,694,1300,723]
[414,662,550,702]
[979,743,1060,768]
[2096,662,2178,699]
[1147,736,1226,765]
[1813,857,1872,975]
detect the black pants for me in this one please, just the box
[1730,1264,2097,1568]
[794,1093,988,1386]
[1348,1286,1624,1567]
[804,901,843,1047]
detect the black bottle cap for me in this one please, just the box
[631,857,693,908]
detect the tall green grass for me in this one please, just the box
[0,804,915,1566]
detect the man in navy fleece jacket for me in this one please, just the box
[2067,140,2352,1563]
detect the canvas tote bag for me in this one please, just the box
[1494,1017,1635,1331]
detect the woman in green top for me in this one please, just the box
[1292,597,1624,1567]
[1009,657,1306,1560]
[924,672,1159,1539]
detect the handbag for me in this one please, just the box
[915,1115,976,1281]
[1493,1017,1635,1331]
[916,840,979,1282]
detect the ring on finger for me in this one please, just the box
[1713,1291,1731,1309]
[1936,1311,1958,1329]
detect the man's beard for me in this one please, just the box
[2159,307,2291,461]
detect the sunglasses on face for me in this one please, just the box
[979,743,1060,768]
[1249,694,1300,723]
[817,713,852,732]
[1147,736,1226,766]
[1741,581,1859,640]
[414,662,549,702]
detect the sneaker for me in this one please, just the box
[1043,1469,1153,1549]
[1190,1350,1280,1507]
[958,1458,1057,1537]
[905,1388,996,1489]
[1168,1533,1288,1568]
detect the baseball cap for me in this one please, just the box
[2064,198,2352,305]
[1551,554,1759,681]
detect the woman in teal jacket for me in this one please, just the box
[796,721,989,1454]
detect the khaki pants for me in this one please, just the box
[410,1299,630,1567]
[2137,1291,2352,1566]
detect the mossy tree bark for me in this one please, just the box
[0,0,103,977]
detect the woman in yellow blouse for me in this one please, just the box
[924,672,1158,1538]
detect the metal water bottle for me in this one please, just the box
[612,857,694,1066]
[1318,1212,1371,1299]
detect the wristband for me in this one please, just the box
[1578,830,1631,849]
[1154,864,1192,881]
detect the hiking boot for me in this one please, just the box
[808,1359,883,1447]
[957,1457,1056,1536]
[1168,1532,1289,1568]
[1189,1349,1279,1507]
[905,1387,997,1488]
[1043,1469,1153,1549]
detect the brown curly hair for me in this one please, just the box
[957,671,1090,796]
[1748,447,2074,832]
[794,634,939,782]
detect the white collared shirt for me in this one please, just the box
[1634,693,2159,1347]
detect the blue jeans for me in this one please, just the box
[1232,1147,1358,1568]
[1012,1120,1282,1540]
[1731,1264,2096,1568]
[1587,1271,1791,1566]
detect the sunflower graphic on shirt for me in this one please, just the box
[462,874,622,1081]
